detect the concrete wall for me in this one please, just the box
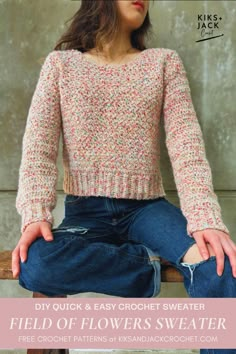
[0,0,235,301]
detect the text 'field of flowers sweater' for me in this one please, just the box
[15,48,230,236]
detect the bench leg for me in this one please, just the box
[28,293,68,354]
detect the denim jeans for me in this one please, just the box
[19,195,236,354]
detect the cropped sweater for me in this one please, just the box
[15,47,230,236]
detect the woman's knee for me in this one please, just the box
[18,238,58,292]
[182,243,216,264]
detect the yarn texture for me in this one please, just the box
[16,48,230,236]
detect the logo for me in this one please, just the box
[196,14,224,42]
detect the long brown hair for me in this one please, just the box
[54,0,155,53]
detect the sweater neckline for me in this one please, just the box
[78,48,150,70]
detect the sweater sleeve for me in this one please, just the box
[16,51,62,234]
[162,49,230,237]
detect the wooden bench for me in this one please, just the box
[0,250,183,354]
[0,250,184,282]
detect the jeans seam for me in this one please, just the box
[142,245,161,297]
[128,202,157,239]
[126,233,161,264]
[176,239,197,266]
[76,239,151,263]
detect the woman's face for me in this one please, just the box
[116,0,149,32]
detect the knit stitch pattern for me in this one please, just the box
[15,48,230,236]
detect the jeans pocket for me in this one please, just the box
[64,194,88,205]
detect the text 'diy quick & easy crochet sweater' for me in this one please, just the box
[16,48,230,236]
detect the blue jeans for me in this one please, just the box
[19,195,236,354]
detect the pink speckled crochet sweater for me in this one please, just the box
[15,48,230,236]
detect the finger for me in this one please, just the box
[41,225,54,241]
[221,239,236,278]
[228,238,236,253]
[210,240,225,277]
[194,235,210,260]
[19,243,29,263]
[11,248,20,278]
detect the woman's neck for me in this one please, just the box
[84,49,141,66]
[86,46,140,65]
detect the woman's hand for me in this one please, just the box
[12,221,54,279]
[191,229,236,278]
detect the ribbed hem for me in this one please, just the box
[63,169,166,200]
[187,219,230,237]
[21,204,54,234]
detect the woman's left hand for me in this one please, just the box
[191,229,236,278]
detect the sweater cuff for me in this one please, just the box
[186,216,230,238]
[20,204,54,234]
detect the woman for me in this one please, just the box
[13,1,236,352]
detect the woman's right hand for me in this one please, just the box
[12,221,54,279]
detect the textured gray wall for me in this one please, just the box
[0,0,235,304]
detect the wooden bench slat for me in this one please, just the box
[0,250,183,282]
[0,250,13,279]
[161,265,184,282]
